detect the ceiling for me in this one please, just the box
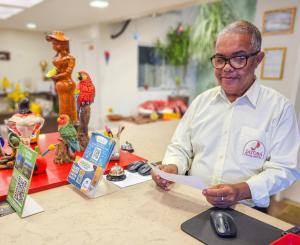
[0,0,213,32]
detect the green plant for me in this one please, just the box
[190,1,235,65]
[155,24,191,67]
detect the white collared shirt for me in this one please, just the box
[162,81,300,207]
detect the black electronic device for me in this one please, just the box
[210,210,237,238]
[282,226,300,236]
[127,160,146,173]
[137,164,152,176]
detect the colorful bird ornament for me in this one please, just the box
[77,71,96,106]
[57,114,80,157]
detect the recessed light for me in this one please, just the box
[0,0,44,8]
[0,6,22,19]
[89,0,109,8]
[26,22,37,29]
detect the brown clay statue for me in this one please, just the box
[76,71,95,150]
[46,31,78,125]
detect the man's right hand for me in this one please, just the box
[151,164,178,191]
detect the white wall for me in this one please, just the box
[0,29,52,92]
[254,0,300,99]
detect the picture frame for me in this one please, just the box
[0,51,10,61]
[262,7,297,35]
[261,47,286,80]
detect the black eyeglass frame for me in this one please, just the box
[210,50,260,69]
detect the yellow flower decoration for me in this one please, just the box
[2,76,10,89]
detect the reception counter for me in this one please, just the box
[0,120,293,244]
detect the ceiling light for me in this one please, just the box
[0,6,22,19]
[0,0,43,8]
[26,22,37,29]
[90,0,109,8]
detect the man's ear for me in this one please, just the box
[255,51,265,68]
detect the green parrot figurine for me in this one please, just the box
[57,114,80,157]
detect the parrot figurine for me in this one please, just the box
[77,71,96,106]
[57,114,80,157]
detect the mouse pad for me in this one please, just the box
[181,207,282,245]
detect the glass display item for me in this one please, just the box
[5,113,44,145]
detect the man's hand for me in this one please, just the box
[202,182,251,208]
[151,164,178,191]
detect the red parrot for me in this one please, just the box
[77,71,96,106]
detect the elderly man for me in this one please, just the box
[152,20,300,209]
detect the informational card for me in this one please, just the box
[6,143,38,217]
[68,157,103,194]
[83,132,116,168]
[68,132,116,197]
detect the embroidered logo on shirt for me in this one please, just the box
[243,140,265,159]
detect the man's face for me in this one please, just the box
[213,33,264,102]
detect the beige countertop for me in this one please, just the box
[0,120,293,245]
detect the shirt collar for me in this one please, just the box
[211,80,261,107]
[242,80,260,107]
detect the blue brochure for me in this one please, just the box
[83,132,116,168]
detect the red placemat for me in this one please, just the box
[0,132,145,201]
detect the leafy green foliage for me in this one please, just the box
[155,24,191,67]
[190,1,235,64]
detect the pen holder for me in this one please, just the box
[110,136,120,160]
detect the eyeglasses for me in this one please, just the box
[210,51,260,69]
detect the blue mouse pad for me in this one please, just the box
[181,207,283,245]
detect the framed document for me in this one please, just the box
[261,47,286,80]
[262,7,297,35]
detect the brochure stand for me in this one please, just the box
[68,132,117,198]
[81,178,120,198]
[6,143,44,218]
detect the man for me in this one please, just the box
[152,20,300,209]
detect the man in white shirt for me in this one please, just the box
[152,20,300,208]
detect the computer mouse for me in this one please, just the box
[210,211,237,238]
[127,160,146,172]
[137,164,152,176]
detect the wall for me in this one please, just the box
[0,29,52,92]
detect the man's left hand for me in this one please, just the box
[202,182,251,208]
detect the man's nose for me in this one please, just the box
[223,61,234,72]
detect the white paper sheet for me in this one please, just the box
[150,164,207,189]
[105,170,152,188]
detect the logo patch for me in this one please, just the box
[243,140,265,159]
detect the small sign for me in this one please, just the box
[0,51,10,61]
[6,143,37,217]
[68,132,116,197]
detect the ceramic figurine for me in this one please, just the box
[46,31,78,124]
[55,114,80,164]
[76,71,95,150]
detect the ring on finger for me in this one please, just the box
[221,196,224,201]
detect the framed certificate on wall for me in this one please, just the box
[261,47,286,80]
[262,7,297,35]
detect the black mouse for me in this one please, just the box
[210,211,237,238]
[127,161,146,172]
[138,164,152,176]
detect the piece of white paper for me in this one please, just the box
[105,170,152,188]
[150,164,207,189]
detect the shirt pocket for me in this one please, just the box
[237,126,270,172]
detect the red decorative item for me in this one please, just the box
[104,50,110,64]
[269,233,300,245]
[34,155,47,175]
[77,71,96,106]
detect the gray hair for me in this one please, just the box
[217,20,262,52]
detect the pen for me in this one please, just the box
[105,125,113,138]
